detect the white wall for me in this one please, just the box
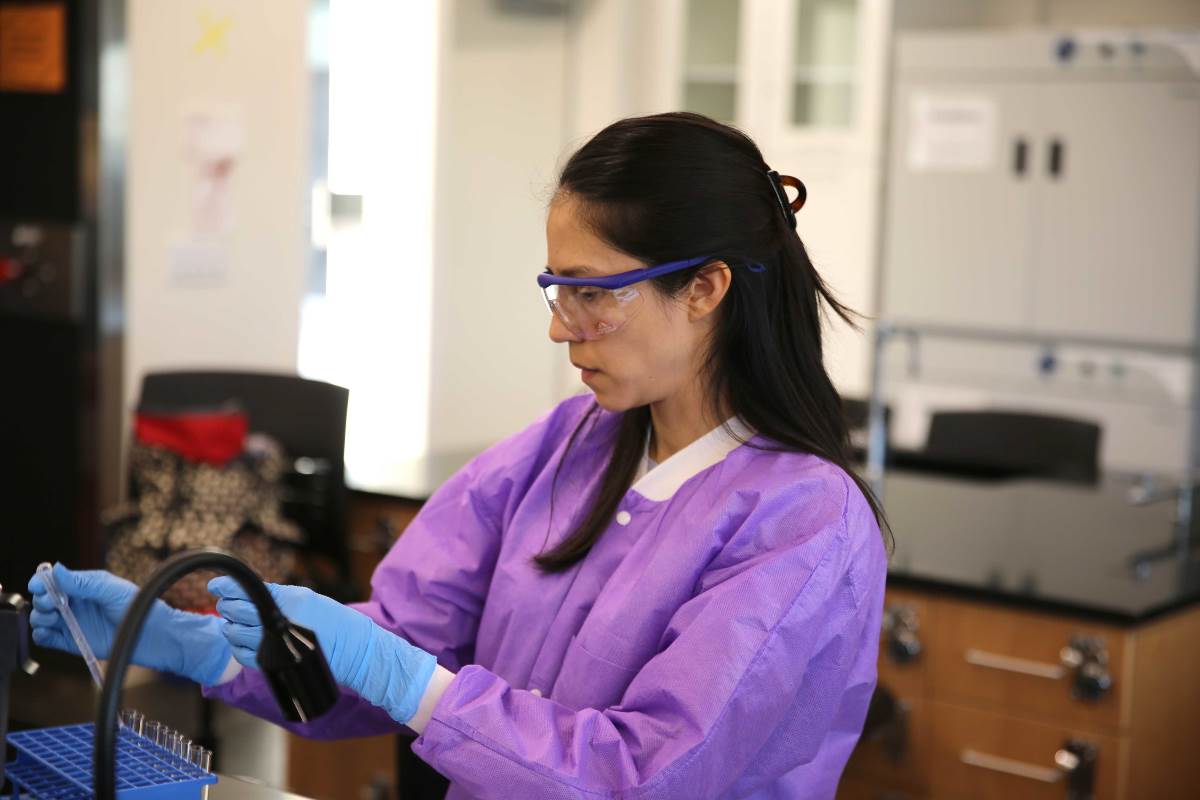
[427,0,569,452]
[125,0,309,415]
[298,1,439,485]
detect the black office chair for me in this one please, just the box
[134,371,351,764]
[842,397,892,464]
[919,409,1101,484]
[138,370,350,584]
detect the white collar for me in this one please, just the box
[630,416,755,502]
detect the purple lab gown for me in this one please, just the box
[206,393,888,799]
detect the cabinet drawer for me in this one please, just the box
[929,701,1123,800]
[932,598,1126,730]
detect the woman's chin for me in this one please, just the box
[588,386,634,414]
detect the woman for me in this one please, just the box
[30,112,888,799]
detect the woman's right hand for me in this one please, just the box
[27,564,234,686]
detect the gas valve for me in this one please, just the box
[1060,635,1113,701]
[882,604,922,665]
[1056,738,1098,800]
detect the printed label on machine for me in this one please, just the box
[907,92,998,172]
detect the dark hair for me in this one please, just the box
[534,111,890,572]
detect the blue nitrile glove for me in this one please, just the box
[208,577,437,725]
[27,564,233,686]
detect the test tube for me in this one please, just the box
[146,720,162,746]
[193,744,213,800]
[119,709,143,735]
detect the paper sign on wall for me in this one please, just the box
[182,107,243,237]
[0,2,65,93]
[907,93,997,172]
[168,106,242,287]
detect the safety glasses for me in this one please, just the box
[537,255,764,340]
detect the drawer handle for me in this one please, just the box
[964,648,1066,680]
[960,749,1064,783]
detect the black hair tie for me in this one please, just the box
[766,170,807,230]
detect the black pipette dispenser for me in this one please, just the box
[95,548,339,800]
[0,587,40,791]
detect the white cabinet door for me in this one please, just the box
[679,0,745,125]
[881,82,1038,329]
[1030,81,1200,345]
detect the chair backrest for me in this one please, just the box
[923,410,1101,484]
[137,370,350,575]
[843,397,892,463]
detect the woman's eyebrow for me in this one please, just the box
[545,264,599,277]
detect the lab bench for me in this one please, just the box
[840,471,1200,800]
[1,775,310,800]
[315,457,1200,800]
[207,774,312,799]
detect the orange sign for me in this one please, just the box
[0,2,66,93]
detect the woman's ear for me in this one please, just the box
[686,262,733,321]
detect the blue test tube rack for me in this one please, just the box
[5,723,217,799]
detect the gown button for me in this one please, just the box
[616,510,632,526]
[530,688,543,697]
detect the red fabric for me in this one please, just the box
[135,409,248,465]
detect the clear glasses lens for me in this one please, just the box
[543,283,643,340]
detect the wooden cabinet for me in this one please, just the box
[840,588,1200,799]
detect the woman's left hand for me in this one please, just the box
[208,577,438,725]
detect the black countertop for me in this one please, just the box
[348,449,482,503]
[350,452,1200,625]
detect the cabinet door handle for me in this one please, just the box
[960,749,1065,783]
[1048,137,1065,178]
[1013,137,1028,176]
[964,648,1066,680]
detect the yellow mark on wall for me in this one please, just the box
[194,10,232,57]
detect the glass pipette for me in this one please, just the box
[36,562,105,688]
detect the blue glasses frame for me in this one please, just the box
[538,255,764,290]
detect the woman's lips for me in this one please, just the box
[572,362,600,381]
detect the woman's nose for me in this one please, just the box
[548,312,582,343]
